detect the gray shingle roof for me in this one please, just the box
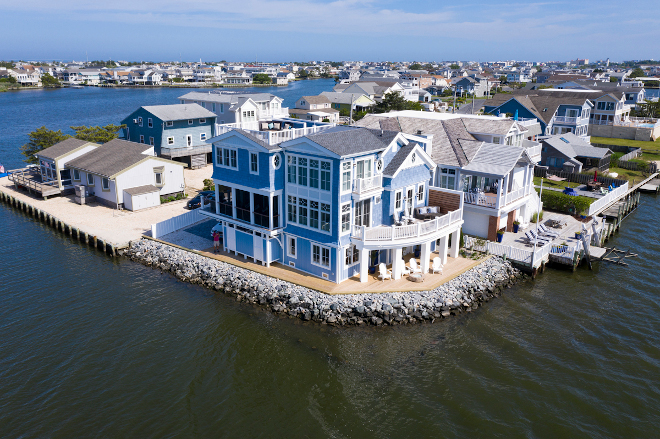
[38,138,97,160]
[543,133,611,159]
[66,139,153,178]
[461,143,524,177]
[124,184,159,196]
[382,142,417,176]
[300,95,331,105]
[304,126,398,157]
[141,104,217,121]
[179,91,281,104]
[320,91,372,105]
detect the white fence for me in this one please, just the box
[354,174,382,194]
[151,203,211,239]
[587,182,629,215]
[215,123,335,145]
[464,235,557,268]
[618,148,642,162]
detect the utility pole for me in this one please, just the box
[349,93,355,125]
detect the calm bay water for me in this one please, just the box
[1,84,660,438]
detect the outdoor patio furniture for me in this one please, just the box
[539,223,560,238]
[409,258,423,274]
[378,263,392,282]
[431,257,443,274]
[399,260,410,277]
[563,187,579,196]
[600,187,609,195]
[529,228,553,243]
[525,231,550,246]
[414,206,445,221]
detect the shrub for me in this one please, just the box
[531,211,544,223]
[538,189,593,215]
[203,179,215,191]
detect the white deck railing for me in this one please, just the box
[553,116,579,124]
[353,174,382,194]
[464,192,497,208]
[464,235,555,267]
[587,182,629,215]
[504,187,526,205]
[516,118,539,127]
[524,144,542,159]
[352,209,462,244]
[215,123,335,145]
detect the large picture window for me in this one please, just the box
[287,154,331,191]
[217,146,238,169]
[287,196,331,233]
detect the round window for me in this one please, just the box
[412,152,416,163]
[376,159,383,173]
[272,153,281,169]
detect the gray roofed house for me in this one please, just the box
[66,139,155,178]
[540,133,612,173]
[304,126,399,157]
[37,138,97,161]
[140,104,216,122]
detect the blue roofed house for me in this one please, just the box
[482,92,593,138]
[121,104,217,169]
[199,124,465,284]
[540,133,612,173]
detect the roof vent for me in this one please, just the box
[417,130,423,135]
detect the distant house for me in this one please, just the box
[178,91,288,128]
[320,91,375,113]
[454,76,489,97]
[121,104,217,168]
[540,133,612,173]
[66,139,186,210]
[289,96,339,123]
[338,69,361,82]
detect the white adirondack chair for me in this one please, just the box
[378,263,392,282]
[431,257,443,274]
[409,258,423,274]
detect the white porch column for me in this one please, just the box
[359,247,369,283]
[392,247,403,280]
[439,235,449,265]
[496,177,503,209]
[450,230,460,259]
[420,242,432,273]
[215,184,220,215]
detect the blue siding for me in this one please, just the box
[484,100,548,134]
[236,231,253,257]
[282,236,337,282]
[388,165,430,190]
[269,238,282,262]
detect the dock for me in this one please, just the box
[8,168,61,199]
[639,178,660,194]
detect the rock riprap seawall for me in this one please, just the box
[124,239,526,326]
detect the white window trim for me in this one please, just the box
[101,177,110,191]
[249,152,259,175]
[340,202,352,235]
[215,146,239,170]
[286,153,333,192]
[311,243,331,269]
[139,135,145,144]
[345,244,359,267]
[341,160,352,194]
[272,153,282,170]
[165,121,173,127]
[186,134,193,147]
[147,118,153,128]
[417,184,425,203]
[86,173,94,186]
[287,236,297,258]
[138,117,143,127]
[167,137,174,145]
[72,169,80,181]
[394,189,403,211]
[188,119,193,125]
[149,136,154,146]
[199,118,206,123]
[200,133,207,141]
[287,196,333,236]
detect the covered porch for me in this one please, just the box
[460,162,535,210]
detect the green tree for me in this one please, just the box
[409,63,423,70]
[610,77,619,82]
[20,126,72,164]
[40,73,60,87]
[298,70,309,79]
[450,64,460,69]
[499,75,507,83]
[71,124,126,143]
[375,91,424,113]
[252,73,271,84]
[630,67,646,78]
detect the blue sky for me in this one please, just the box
[2,0,659,62]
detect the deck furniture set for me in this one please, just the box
[377,256,443,282]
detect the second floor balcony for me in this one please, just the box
[351,209,463,248]
[215,121,335,145]
[553,115,580,125]
[353,174,382,195]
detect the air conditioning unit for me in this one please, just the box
[133,119,138,124]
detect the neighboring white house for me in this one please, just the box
[35,138,101,190]
[65,139,186,211]
[178,91,289,129]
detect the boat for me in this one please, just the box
[0,163,8,178]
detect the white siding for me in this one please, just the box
[115,159,185,205]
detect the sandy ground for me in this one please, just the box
[1,177,193,247]
[184,166,214,195]
[159,219,214,251]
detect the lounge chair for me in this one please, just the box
[409,258,423,274]
[431,257,443,274]
[599,187,609,195]
[529,228,553,243]
[525,231,550,246]
[378,263,392,282]
[538,223,560,238]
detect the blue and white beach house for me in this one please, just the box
[200,124,465,284]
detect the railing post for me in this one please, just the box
[417,222,421,237]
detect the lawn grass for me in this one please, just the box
[533,177,580,189]
[590,136,660,156]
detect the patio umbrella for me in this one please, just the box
[594,170,598,182]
